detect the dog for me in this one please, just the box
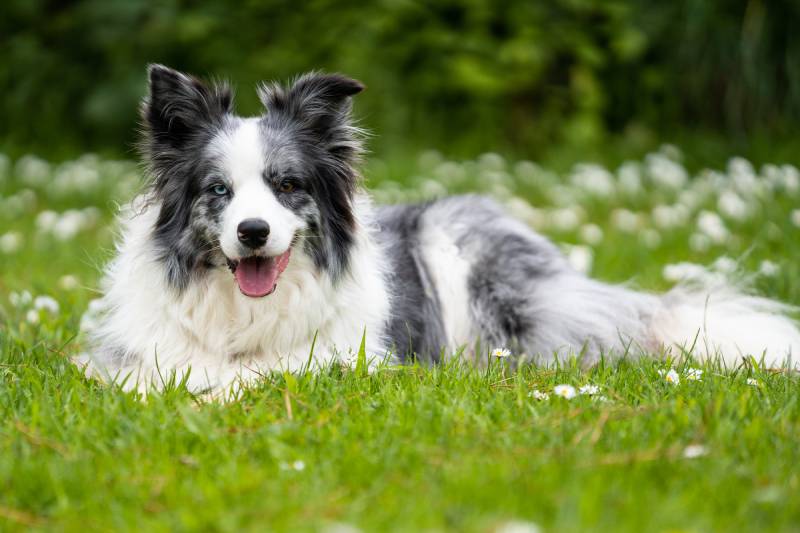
[80,64,800,393]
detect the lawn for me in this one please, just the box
[1,147,799,531]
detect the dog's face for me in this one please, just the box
[140,65,364,296]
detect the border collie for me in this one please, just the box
[80,65,800,393]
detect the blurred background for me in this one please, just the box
[2,0,799,168]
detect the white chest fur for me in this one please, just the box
[84,194,391,392]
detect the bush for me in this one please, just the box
[1,0,798,157]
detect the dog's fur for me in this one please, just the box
[81,65,800,392]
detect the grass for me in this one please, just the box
[1,147,800,531]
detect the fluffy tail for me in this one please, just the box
[650,278,800,369]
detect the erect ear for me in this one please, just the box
[141,64,233,148]
[258,72,365,161]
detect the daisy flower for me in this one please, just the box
[579,384,600,396]
[682,444,709,459]
[553,384,577,399]
[685,368,703,381]
[529,390,549,401]
[746,378,761,387]
[492,347,511,359]
[658,368,680,385]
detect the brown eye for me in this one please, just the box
[279,180,295,193]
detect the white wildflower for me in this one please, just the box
[529,390,550,401]
[15,155,51,186]
[25,309,40,324]
[33,295,59,314]
[434,161,466,186]
[682,444,709,459]
[759,260,779,277]
[712,256,737,274]
[664,369,680,385]
[279,460,307,472]
[697,211,729,244]
[579,384,600,396]
[689,233,712,253]
[548,185,577,207]
[478,152,506,172]
[566,245,593,274]
[52,210,87,240]
[659,144,683,161]
[570,164,615,197]
[611,208,641,233]
[790,210,800,228]
[58,275,80,290]
[662,262,708,282]
[495,520,542,533]
[79,298,106,332]
[420,179,447,198]
[0,231,23,253]
[579,224,604,245]
[652,204,689,229]
[514,160,540,185]
[617,161,642,195]
[550,207,582,231]
[685,368,703,381]
[553,384,577,399]
[36,210,59,232]
[746,378,761,387]
[492,347,512,359]
[9,290,33,308]
[640,228,661,249]
[646,153,688,189]
[506,198,546,229]
[728,157,758,194]
[782,165,800,193]
[718,190,750,221]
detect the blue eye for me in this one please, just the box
[211,183,229,196]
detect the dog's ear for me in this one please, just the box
[142,64,233,148]
[258,72,365,162]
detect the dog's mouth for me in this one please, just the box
[226,250,291,298]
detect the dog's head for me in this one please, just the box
[140,65,364,297]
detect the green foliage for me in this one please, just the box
[2,1,799,158]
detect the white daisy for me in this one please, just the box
[685,368,703,381]
[492,347,512,359]
[529,390,549,401]
[553,384,577,399]
[579,384,600,396]
[659,368,680,385]
[682,444,709,459]
[34,295,59,314]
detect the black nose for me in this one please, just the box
[237,218,270,248]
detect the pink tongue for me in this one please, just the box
[233,250,291,297]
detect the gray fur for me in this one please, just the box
[377,195,660,364]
